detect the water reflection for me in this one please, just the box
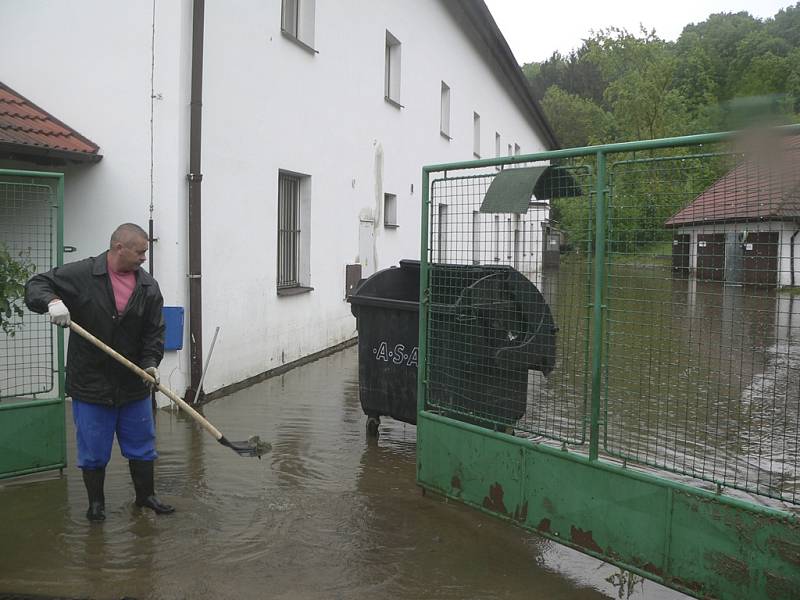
[516,259,798,506]
[602,264,798,504]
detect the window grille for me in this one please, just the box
[277,173,300,288]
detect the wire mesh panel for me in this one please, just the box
[419,131,800,599]
[602,137,800,504]
[0,179,57,400]
[426,163,594,444]
[422,130,800,506]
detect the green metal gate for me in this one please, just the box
[417,127,800,600]
[0,169,66,479]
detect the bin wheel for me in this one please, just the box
[366,416,381,437]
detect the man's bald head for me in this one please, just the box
[110,223,148,248]
[108,223,149,273]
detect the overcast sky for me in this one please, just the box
[483,0,795,64]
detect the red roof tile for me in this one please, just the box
[0,81,100,157]
[666,135,800,227]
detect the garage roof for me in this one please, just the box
[666,135,800,227]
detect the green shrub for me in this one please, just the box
[0,244,35,336]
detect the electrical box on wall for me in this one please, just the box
[163,306,184,351]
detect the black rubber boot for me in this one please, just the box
[128,459,175,515]
[82,468,106,522]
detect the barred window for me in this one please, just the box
[277,173,301,289]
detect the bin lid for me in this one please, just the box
[347,259,420,306]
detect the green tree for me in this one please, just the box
[766,2,800,47]
[730,29,791,96]
[523,47,608,107]
[540,85,612,147]
[673,31,719,114]
[585,28,691,140]
[676,12,761,100]
[0,244,35,336]
[786,47,800,112]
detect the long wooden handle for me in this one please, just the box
[68,321,224,441]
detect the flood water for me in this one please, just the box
[0,344,686,600]
[523,260,800,507]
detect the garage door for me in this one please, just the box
[696,233,725,281]
[742,231,778,287]
[672,234,690,273]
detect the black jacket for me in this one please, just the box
[24,252,165,406]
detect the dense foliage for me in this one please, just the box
[0,244,35,336]
[523,5,800,253]
[525,4,800,147]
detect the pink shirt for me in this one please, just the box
[108,263,136,314]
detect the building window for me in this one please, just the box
[472,210,481,264]
[507,216,514,260]
[384,193,398,228]
[507,143,513,156]
[385,31,402,106]
[438,203,448,262]
[281,0,316,50]
[514,143,521,156]
[440,82,451,139]
[473,112,481,157]
[277,171,312,292]
[495,133,501,170]
[493,215,500,262]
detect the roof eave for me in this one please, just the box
[665,215,798,228]
[0,141,103,165]
[447,0,560,150]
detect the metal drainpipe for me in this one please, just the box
[791,229,799,287]
[149,217,157,410]
[186,0,205,402]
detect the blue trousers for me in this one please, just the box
[72,396,158,469]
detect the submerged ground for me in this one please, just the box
[0,345,685,599]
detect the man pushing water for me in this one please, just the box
[25,223,174,522]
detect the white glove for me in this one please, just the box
[47,299,71,327]
[144,366,160,392]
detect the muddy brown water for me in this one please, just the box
[0,344,687,600]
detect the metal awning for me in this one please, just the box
[480,166,582,214]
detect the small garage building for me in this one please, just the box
[665,136,800,287]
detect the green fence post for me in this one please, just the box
[589,151,606,461]
[56,175,66,464]
[416,169,431,477]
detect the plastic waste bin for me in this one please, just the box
[427,263,557,427]
[347,260,556,435]
[348,260,421,435]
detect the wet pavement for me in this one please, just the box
[0,346,686,600]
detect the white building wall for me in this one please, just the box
[0,0,194,395]
[0,0,550,396]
